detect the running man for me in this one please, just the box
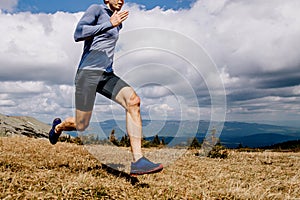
[48,0,163,176]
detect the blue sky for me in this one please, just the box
[16,0,197,13]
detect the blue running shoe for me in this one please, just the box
[130,157,163,176]
[49,118,61,145]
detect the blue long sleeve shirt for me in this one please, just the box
[74,4,122,72]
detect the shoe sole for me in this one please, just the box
[130,164,163,176]
[49,132,61,145]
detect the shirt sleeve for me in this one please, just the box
[74,4,114,42]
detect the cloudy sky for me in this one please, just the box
[0,0,299,128]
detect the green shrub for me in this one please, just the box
[208,144,228,159]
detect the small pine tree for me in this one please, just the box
[152,134,160,147]
[237,143,243,149]
[189,137,201,149]
[200,128,228,159]
[109,129,119,146]
[120,134,130,147]
[208,143,228,159]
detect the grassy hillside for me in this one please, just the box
[1,136,300,199]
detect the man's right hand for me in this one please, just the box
[110,10,129,27]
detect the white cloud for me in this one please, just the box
[123,0,300,124]
[0,81,75,122]
[219,66,239,88]
[292,86,300,95]
[0,81,47,94]
[0,11,82,84]
[0,100,16,106]
[0,0,18,12]
[192,0,300,75]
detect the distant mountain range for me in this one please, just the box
[80,119,300,148]
[0,113,299,148]
[218,121,300,148]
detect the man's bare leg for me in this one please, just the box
[55,110,92,134]
[53,99,143,161]
[115,87,143,161]
[115,86,163,175]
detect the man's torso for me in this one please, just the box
[78,4,122,72]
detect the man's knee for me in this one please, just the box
[127,93,141,112]
[76,121,89,132]
[75,110,92,131]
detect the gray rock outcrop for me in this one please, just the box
[0,113,50,138]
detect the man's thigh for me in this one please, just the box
[96,71,130,101]
[75,69,103,112]
[75,70,132,129]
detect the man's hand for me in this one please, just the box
[110,10,129,27]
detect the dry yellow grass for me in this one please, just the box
[1,136,299,199]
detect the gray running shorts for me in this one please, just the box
[75,69,130,111]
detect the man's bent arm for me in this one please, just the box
[74,4,113,42]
